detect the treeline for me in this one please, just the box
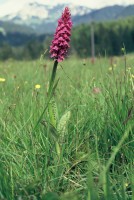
[0,17,134,60]
[71,17,134,57]
[0,33,51,60]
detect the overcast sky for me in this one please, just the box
[0,0,134,16]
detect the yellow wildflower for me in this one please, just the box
[35,84,41,89]
[125,183,129,187]
[0,78,6,82]
[109,67,112,71]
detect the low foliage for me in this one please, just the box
[0,54,134,199]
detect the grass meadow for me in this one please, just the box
[0,53,134,199]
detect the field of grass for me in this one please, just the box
[0,54,134,199]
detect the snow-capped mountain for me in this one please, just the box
[1,2,133,34]
[1,2,92,28]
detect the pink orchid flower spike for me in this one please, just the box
[50,7,73,62]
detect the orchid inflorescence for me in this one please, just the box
[50,7,72,62]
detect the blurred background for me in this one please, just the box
[0,0,134,60]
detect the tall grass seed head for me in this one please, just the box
[50,7,72,62]
[121,47,125,52]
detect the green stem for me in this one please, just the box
[48,60,58,96]
[33,60,58,131]
[101,125,131,180]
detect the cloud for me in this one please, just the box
[0,0,23,15]
[69,0,134,7]
[0,0,134,16]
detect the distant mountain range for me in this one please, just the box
[0,2,134,34]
